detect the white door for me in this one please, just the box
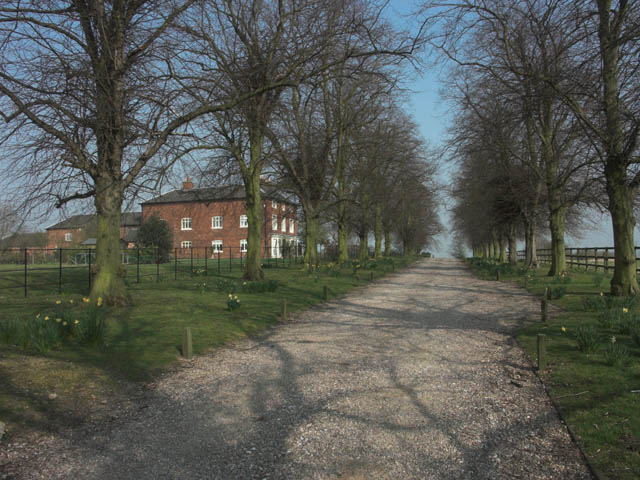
[271,236,281,258]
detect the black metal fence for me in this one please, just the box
[0,242,379,297]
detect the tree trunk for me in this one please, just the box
[596,1,639,295]
[607,167,639,295]
[374,204,382,258]
[359,229,368,262]
[499,234,507,263]
[547,206,567,276]
[524,220,538,268]
[384,228,392,256]
[91,179,128,305]
[507,224,517,265]
[304,214,319,268]
[242,125,265,281]
[336,130,349,264]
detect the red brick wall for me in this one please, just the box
[142,198,298,257]
[46,228,87,249]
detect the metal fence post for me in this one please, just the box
[58,248,63,294]
[24,248,27,297]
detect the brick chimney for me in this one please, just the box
[182,177,194,190]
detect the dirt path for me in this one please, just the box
[4,259,591,479]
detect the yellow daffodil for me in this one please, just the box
[623,307,629,313]
[234,296,238,300]
[74,320,79,324]
[561,326,566,333]
[62,321,67,326]
[97,297,103,306]
[228,294,232,298]
[44,316,49,321]
[82,297,90,303]
[599,292,604,297]
[69,299,74,304]
[56,318,61,323]
[56,300,61,305]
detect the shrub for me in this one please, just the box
[552,274,572,285]
[630,323,640,347]
[552,286,567,299]
[597,308,620,329]
[575,325,599,353]
[583,295,607,312]
[0,315,61,352]
[602,338,629,367]
[227,294,240,311]
[74,303,106,345]
[613,310,638,335]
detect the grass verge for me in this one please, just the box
[0,256,412,442]
[468,258,640,480]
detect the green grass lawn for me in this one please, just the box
[0,256,411,442]
[468,258,640,480]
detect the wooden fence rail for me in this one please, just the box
[517,247,640,273]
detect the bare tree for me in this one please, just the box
[0,1,278,304]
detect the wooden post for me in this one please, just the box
[323,285,328,301]
[496,270,500,281]
[545,287,552,300]
[541,297,548,323]
[537,334,547,371]
[370,271,374,282]
[281,299,287,320]
[356,274,360,285]
[182,327,193,359]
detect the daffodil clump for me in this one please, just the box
[227,294,241,311]
[0,297,106,352]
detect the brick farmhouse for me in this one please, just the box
[44,181,299,258]
[142,180,300,258]
[46,212,141,250]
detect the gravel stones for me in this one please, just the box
[1,259,592,479]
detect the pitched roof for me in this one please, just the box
[46,212,142,230]
[141,184,294,206]
[46,214,95,230]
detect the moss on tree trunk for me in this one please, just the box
[607,167,639,295]
[304,215,319,268]
[91,181,128,306]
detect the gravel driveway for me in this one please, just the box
[5,259,591,479]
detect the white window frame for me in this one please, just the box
[181,240,192,248]
[240,239,247,253]
[212,240,223,252]
[64,232,72,242]
[281,217,287,232]
[289,219,295,234]
[181,217,192,230]
[272,200,277,209]
[239,215,248,228]
[211,216,223,229]
[272,214,278,231]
